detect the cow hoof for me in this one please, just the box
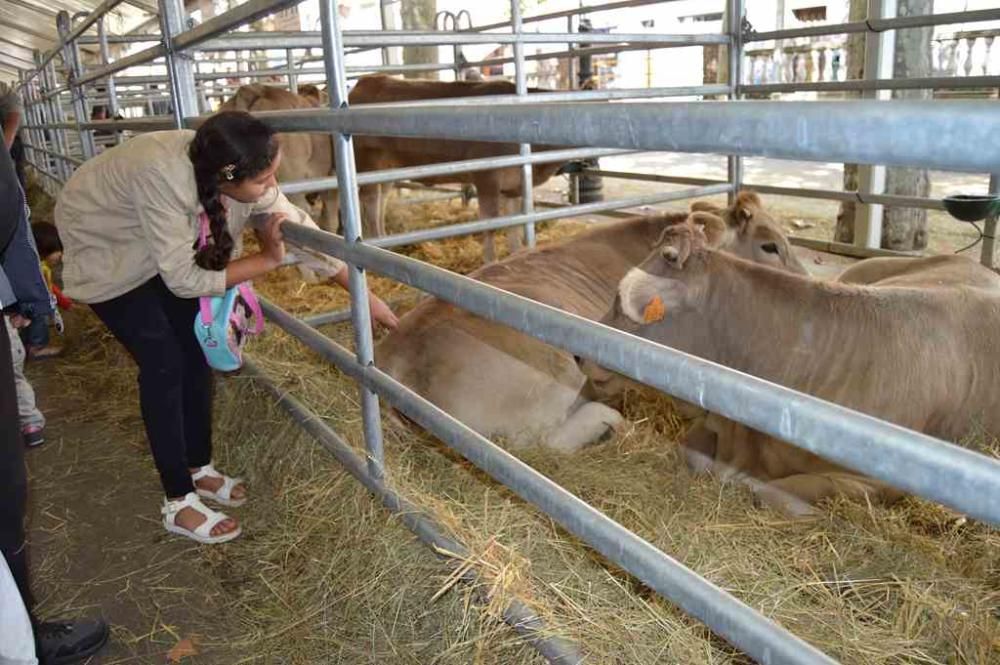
[752,485,820,519]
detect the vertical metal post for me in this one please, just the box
[320,0,385,479]
[56,11,96,161]
[982,173,999,269]
[285,49,298,93]
[726,0,744,203]
[511,0,536,248]
[855,0,896,248]
[97,17,123,145]
[17,71,36,174]
[159,0,200,128]
[44,55,72,181]
[379,0,402,67]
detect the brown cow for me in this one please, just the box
[219,85,338,231]
[347,74,568,261]
[581,217,1000,515]
[376,193,808,452]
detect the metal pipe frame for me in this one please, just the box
[243,360,585,665]
[57,12,97,161]
[258,296,839,665]
[318,0,385,481]
[17,0,131,90]
[473,0,677,32]
[743,75,1000,95]
[982,174,999,270]
[726,0,743,207]
[278,147,633,196]
[159,0,199,127]
[745,7,1000,43]
[511,0,536,248]
[20,142,85,166]
[243,100,1000,174]
[368,185,733,249]
[584,169,949,211]
[96,17,123,145]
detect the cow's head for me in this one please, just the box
[578,220,719,401]
[578,194,806,402]
[689,191,809,276]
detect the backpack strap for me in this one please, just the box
[197,212,215,328]
[237,283,264,334]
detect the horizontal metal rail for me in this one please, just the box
[746,8,1000,43]
[194,30,730,51]
[789,236,922,259]
[368,185,732,249]
[18,0,131,89]
[274,222,1000,527]
[172,0,305,52]
[76,44,167,86]
[243,360,584,665]
[279,147,633,195]
[247,100,1000,174]
[258,297,838,665]
[21,142,85,166]
[743,75,1000,95]
[586,170,948,210]
[472,0,676,32]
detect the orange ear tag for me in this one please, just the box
[642,296,666,323]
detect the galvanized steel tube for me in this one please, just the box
[252,100,1000,174]
[319,0,385,480]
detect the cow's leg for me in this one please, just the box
[681,421,718,475]
[358,184,385,238]
[546,401,624,453]
[501,195,525,256]
[754,472,902,518]
[475,177,502,263]
[318,188,340,233]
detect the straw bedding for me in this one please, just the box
[43,185,1000,663]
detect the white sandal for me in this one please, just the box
[191,464,246,507]
[162,492,242,545]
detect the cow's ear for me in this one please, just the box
[617,267,686,325]
[727,190,764,231]
[688,212,727,248]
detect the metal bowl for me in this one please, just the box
[943,194,1000,223]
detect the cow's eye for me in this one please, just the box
[761,242,779,254]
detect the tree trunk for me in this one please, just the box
[401,0,438,80]
[882,0,933,250]
[834,0,870,243]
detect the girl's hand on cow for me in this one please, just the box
[369,292,399,330]
[257,213,286,268]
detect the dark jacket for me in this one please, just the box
[0,146,50,318]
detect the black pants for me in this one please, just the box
[0,316,34,617]
[91,276,214,498]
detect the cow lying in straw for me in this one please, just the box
[580,213,1000,515]
[377,192,807,452]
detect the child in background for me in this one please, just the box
[23,222,70,359]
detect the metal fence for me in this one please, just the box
[11,1,1000,663]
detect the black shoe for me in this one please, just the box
[34,618,110,665]
[22,425,45,448]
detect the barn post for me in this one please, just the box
[854,0,897,248]
[96,17,123,145]
[159,0,200,129]
[726,0,745,204]
[56,11,97,161]
[511,0,536,249]
[982,173,999,269]
[285,48,297,94]
[320,0,386,479]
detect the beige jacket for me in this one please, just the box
[56,130,344,303]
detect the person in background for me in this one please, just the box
[22,222,68,360]
[0,128,109,665]
[0,81,26,191]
